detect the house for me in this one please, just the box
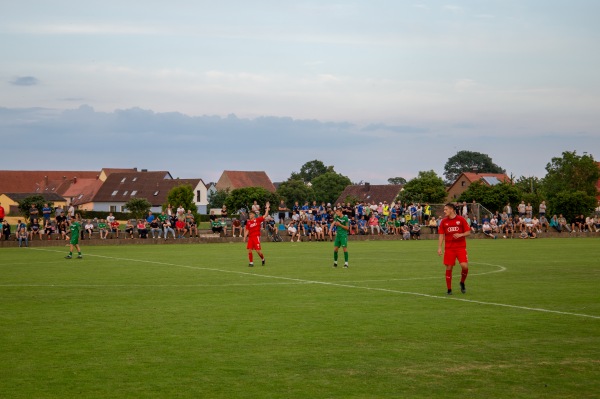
[446,172,511,200]
[90,171,208,214]
[216,171,276,193]
[0,192,67,217]
[335,183,403,206]
[0,170,101,194]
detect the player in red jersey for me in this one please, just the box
[438,203,471,295]
[243,202,270,267]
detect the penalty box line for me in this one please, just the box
[29,248,600,320]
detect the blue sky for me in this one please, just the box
[1,1,599,184]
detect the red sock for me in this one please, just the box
[445,269,452,290]
[460,268,469,283]
[248,253,253,263]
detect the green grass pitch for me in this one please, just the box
[1,239,599,398]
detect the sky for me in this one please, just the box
[1,0,599,184]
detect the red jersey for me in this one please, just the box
[245,216,264,238]
[438,215,469,249]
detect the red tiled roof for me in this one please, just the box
[0,170,100,194]
[64,179,105,206]
[461,173,511,184]
[335,184,403,205]
[217,171,276,192]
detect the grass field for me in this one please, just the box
[1,239,599,398]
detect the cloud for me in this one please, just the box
[10,76,39,86]
[443,5,464,14]
[361,123,428,134]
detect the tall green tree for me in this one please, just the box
[311,172,352,205]
[458,182,522,213]
[399,170,447,204]
[443,150,505,183]
[542,151,599,198]
[17,195,50,222]
[123,197,152,220]
[164,184,200,221]
[208,189,230,210]
[224,187,279,216]
[387,177,407,185]
[276,179,315,208]
[550,191,597,222]
[290,160,332,182]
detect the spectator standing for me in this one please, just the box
[0,202,5,222]
[539,201,547,218]
[42,203,52,223]
[29,204,39,222]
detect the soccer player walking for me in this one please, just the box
[244,202,270,267]
[333,207,350,268]
[65,216,83,259]
[437,203,470,294]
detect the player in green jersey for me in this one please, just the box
[65,216,83,259]
[333,207,350,268]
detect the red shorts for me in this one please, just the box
[176,221,185,229]
[443,247,468,266]
[246,236,261,251]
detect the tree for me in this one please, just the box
[549,191,597,222]
[208,189,230,211]
[276,179,315,208]
[123,197,152,220]
[458,181,522,213]
[17,195,50,222]
[542,151,599,198]
[224,187,280,216]
[291,160,332,183]
[399,170,447,204]
[311,171,352,205]
[165,184,199,220]
[443,150,505,183]
[387,177,407,185]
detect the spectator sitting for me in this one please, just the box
[400,224,411,240]
[287,221,300,242]
[211,219,223,235]
[539,215,549,233]
[557,214,571,232]
[470,217,479,233]
[109,220,120,239]
[358,216,368,235]
[150,220,162,239]
[98,219,108,239]
[232,218,242,237]
[410,221,421,240]
[137,220,148,239]
[44,221,55,240]
[18,225,28,247]
[482,221,496,239]
[428,217,437,234]
[124,220,134,239]
[368,215,380,235]
[550,215,561,232]
[84,220,94,239]
[2,221,11,241]
[29,218,43,240]
[163,219,176,240]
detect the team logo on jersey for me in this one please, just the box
[456,221,461,225]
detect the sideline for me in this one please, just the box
[22,248,600,320]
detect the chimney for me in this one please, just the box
[44,175,48,186]
[133,167,138,171]
[142,169,148,172]
[63,176,66,180]
[73,177,77,184]
[365,182,370,191]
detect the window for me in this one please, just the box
[154,191,159,196]
[132,177,137,182]
[120,206,126,212]
[78,194,83,199]
[111,190,118,196]
[121,177,126,183]
[109,206,117,212]
[123,191,128,196]
[131,190,137,196]
[461,181,466,187]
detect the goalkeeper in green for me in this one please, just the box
[333,207,349,268]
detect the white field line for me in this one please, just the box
[17,248,600,320]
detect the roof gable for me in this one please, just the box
[217,171,276,192]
